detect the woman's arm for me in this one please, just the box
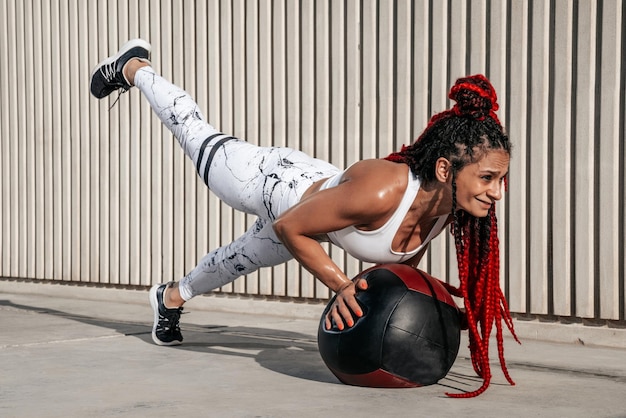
[273,214,365,330]
[273,160,406,329]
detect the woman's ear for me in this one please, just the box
[435,157,452,183]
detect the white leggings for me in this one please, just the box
[134,67,340,300]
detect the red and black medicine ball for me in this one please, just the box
[317,264,461,388]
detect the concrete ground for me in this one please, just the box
[1,280,625,418]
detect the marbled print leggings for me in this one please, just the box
[134,67,340,300]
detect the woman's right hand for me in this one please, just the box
[325,278,368,331]
[272,161,408,331]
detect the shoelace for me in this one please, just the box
[157,307,183,332]
[99,60,129,109]
[108,91,124,110]
[100,62,118,83]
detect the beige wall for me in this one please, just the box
[0,0,624,323]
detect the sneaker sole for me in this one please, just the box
[149,283,182,346]
[90,38,152,92]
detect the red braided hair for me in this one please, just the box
[385,74,518,397]
[446,207,520,398]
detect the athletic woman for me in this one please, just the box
[91,39,517,397]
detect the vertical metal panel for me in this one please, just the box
[622,0,626,322]
[114,0,126,284]
[31,0,43,278]
[395,0,413,155]
[22,0,33,279]
[361,0,378,161]
[96,1,109,284]
[469,0,488,73]
[378,0,394,158]
[507,0,530,312]
[86,1,98,283]
[0,0,624,325]
[529,0,551,314]
[16,0,28,278]
[0,0,8,276]
[551,0,574,316]
[597,0,623,320]
[77,1,89,283]
[574,0,599,318]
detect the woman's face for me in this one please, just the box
[453,149,510,217]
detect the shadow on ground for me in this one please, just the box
[1,298,482,394]
[1,299,334,384]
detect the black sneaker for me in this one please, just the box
[149,283,183,346]
[90,39,152,99]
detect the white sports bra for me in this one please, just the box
[321,170,448,264]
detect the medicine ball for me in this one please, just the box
[317,264,461,388]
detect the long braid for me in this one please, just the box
[385,74,517,398]
[447,206,505,398]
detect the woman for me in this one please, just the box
[91,39,517,397]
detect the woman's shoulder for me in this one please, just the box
[341,159,410,203]
[345,158,409,178]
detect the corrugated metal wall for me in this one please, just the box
[0,0,624,323]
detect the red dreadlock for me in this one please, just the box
[446,207,520,398]
[385,74,519,398]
